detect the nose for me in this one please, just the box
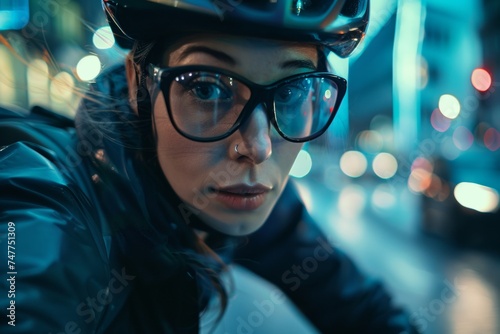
[234,104,272,164]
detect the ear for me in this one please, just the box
[125,54,140,115]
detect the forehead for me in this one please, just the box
[158,34,319,83]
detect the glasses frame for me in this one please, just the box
[147,64,347,143]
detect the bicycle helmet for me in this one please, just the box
[102,0,369,58]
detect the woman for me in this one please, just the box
[0,0,415,333]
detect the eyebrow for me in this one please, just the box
[178,45,237,65]
[280,59,317,71]
[177,45,317,71]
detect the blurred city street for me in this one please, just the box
[294,159,500,334]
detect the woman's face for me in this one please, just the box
[149,35,318,236]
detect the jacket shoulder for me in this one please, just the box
[0,142,112,333]
[0,105,75,155]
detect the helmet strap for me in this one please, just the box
[131,40,158,157]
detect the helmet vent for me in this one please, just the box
[340,0,364,18]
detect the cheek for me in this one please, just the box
[153,94,219,200]
[272,140,304,176]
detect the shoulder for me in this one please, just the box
[0,140,98,220]
[0,141,112,332]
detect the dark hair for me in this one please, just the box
[124,38,232,329]
[69,37,231,331]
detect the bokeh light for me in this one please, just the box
[356,130,384,153]
[0,46,16,104]
[484,128,500,151]
[93,26,115,50]
[324,89,331,100]
[411,157,433,173]
[438,94,461,119]
[471,68,492,92]
[372,184,396,209]
[453,126,474,151]
[50,71,75,102]
[338,184,366,218]
[370,115,394,151]
[424,174,448,200]
[408,159,449,201]
[408,168,433,193]
[27,59,49,106]
[290,150,312,178]
[76,55,101,81]
[454,182,499,213]
[372,152,398,179]
[340,151,368,178]
[370,115,393,131]
[430,107,451,132]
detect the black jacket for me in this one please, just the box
[0,65,415,333]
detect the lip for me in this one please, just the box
[210,183,272,211]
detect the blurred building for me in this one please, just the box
[347,0,499,251]
[0,0,122,116]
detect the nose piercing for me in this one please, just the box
[235,144,241,155]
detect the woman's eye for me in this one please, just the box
[276,87,293,103]
[188,81,232,102]
[275,85,307,104]
[175,72,233,102]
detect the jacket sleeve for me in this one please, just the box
[0,143,111,333]
[233,182,415,334]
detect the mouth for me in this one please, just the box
[209,183,272,211]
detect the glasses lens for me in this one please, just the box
[273,76,339,140]
[168,71,251,138]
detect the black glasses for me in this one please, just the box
[147,64,347,143]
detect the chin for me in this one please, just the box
[200,212,269,236]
